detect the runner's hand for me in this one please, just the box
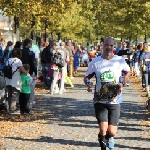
[87,82,93,92]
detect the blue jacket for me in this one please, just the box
[0,46,4,70]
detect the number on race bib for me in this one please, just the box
[100,71,115,82]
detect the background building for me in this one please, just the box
[0,9,17,46]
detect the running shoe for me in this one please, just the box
[74,74,79,77]
[107,137,114,149]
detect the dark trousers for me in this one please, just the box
[19,93,30,113]
[41,63,47,86]
[5,85,19,112]
[46,78,52,89]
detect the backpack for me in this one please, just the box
[0,71,6,90]
[53,52,64,68]
[3,59,18,79]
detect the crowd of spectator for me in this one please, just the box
[0,36,149,115]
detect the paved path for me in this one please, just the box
[0,68,150,150]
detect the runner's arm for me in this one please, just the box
[84,62,95,92]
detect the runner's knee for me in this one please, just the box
[108,125,118,136]
[99,122,108,135]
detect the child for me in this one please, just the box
[73,49,80,76]
[46,64,62,94]
[19,64,31,115]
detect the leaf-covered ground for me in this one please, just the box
[0,68,150,149]
[130,76,150,137]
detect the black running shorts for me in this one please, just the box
[94,103,120,126]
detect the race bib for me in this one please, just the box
[100,71,115,82]
[96,70,121,101]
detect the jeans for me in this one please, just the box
[5,85,19,112]
[46,77,52,89]
[142,72,150,88]
[28,78,36,109]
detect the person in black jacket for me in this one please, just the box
[21,39,37,76]
[40,40,56,88]
[41,42,50,87]
[21,38,37,109]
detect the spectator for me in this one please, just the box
[130,46,136,76]
[59,42,69,94]
[117,42,131,86]
[88,46,97,62]
[115,42,122,54]
[50,42,60,94]
[134,45,141,76]
[30,40,40,78]
[5,48,29,114]
[4,41,13,63]
[97,45,102,57]
[0,38,5,50]
[19,64,31,115]
[21,38,37,109]
[0,38,5,71]
[73,49,80,76]
[40,42,49,87]
[14,41,22,49]
[81,50,89,66]
[140,45,150,97]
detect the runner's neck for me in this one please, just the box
[101,54,114,60]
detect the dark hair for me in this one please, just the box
[23,64,30,71]
[49,40,57,47]
[52,42,57,46]
[14,41,22,48]
[4,45,9,52]
[23,38,32,49]
[7,41,13,46]
[137,45,141,50]
[11,48,22,58]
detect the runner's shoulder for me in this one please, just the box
[90,56,103,63]
[113,55,126,61]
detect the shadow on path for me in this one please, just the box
[5,136,141,149]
